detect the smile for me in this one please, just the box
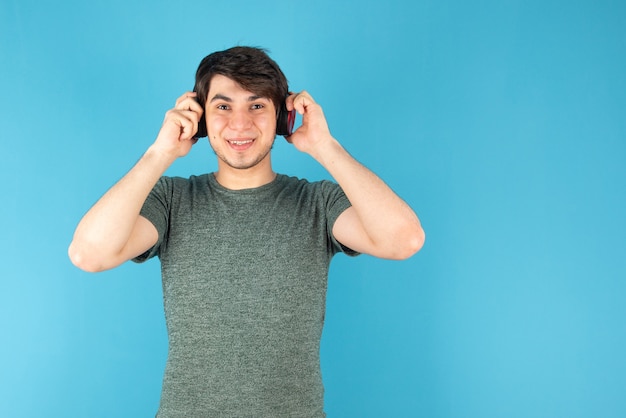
[229,139,254,145]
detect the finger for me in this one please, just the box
[178,109,201,124]
[164,109,199,141]
[292,90,315,114]
[175,91,197,106]
[176,97,203,114]
[166,108,201,127]
[178,117,198,141]
[170,104,203,137]
[285,91,297,111]
[175,94,202,115]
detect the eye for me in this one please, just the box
[217,104,230,110]
[251,103,265,110]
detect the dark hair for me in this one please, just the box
[194,46,288,115]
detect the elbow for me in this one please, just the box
[68,241,106,273]
[389,224,425,260]
[408,226,426,257]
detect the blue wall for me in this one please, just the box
[1,0,625,417]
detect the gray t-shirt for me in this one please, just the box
[134,173,357,417]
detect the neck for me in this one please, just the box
[213,159,276,190]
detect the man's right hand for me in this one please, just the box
[152,91,204,159]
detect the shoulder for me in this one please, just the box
[168,173,211,186]
[155,173,211,192]
[275,174,350,214]
[276,174,341,194]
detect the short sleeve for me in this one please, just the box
[320,180,360,257]
[132,177,171,263]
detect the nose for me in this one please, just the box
[228,108,252,131]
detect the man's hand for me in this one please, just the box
[285,91,334,157]
[152,92,204,159]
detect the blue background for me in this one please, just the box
[1,0,625,417]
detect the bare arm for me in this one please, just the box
[286,91,425,260]
[68,92,203,272]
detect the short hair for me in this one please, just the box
[194,46,289,115]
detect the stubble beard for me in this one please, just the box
[209,139,275,171]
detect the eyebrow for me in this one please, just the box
[209,94,266,103]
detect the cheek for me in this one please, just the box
[255,114,276,132]
[207,115,228,134]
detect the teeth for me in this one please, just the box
[230,140,253,145]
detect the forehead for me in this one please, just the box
[207,74,268,99]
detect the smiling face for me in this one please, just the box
[204,74,278,176]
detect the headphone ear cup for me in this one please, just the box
[192,86,207,138]
[196,114,207,138]
[276,101,296,137]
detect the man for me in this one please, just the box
[69,46,424,417]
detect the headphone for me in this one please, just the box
[193,90,295,139]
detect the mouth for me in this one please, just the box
[227,138,255,151]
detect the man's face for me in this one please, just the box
[204,74,277,171]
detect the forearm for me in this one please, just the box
[311,137,424,258]
[69,146,174,268]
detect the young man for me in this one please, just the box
[69,46,424,417]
